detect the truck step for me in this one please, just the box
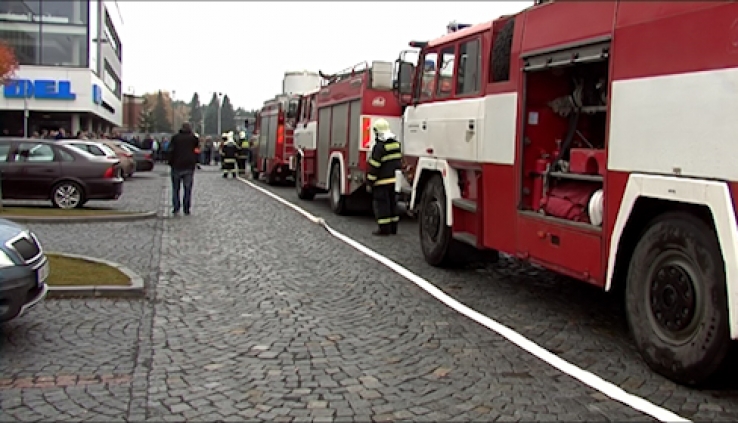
[452,231,477,247]
[452,198,477,213]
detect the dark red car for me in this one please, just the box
[0,138,124,209]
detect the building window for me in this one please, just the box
[104,59,121,99]
[0,0,89,67]
[0,27,40,65]
[0,0,41,21]
[40,27,87,67]
[103,9,121,60]
[38,0,88,25]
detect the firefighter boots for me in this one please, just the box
[372,225,392,236]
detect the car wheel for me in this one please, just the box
[51,181,85,209]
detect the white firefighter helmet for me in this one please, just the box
[372,118,391,135]
[239,130,246,139]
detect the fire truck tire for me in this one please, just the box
[295,158,315,200]
[267,171,278,186]
[329,164,348,215]
[491,18,515,82]
[419,174,473,267]
[626,211,731,386]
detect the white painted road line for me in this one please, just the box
[237,176,690,423]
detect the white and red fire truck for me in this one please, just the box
[293,61,403,214]
[252,71,321,185]
[392,1,738,386]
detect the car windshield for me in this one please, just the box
[97,144,117,157]
[118,143,137,153]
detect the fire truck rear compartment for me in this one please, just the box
[520,41,610,228]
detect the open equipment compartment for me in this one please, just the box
[519,37,610,228]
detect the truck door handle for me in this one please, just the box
[467,120,475,131]
[421,121,427,130]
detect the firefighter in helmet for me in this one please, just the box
[366,118,402,236]
[220,132,240,178]
[237,130,250,175]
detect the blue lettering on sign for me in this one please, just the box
[2,79,77,100]
[92,84,102,105]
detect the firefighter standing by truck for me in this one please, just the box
[237,130,250,175]
[220,132,240,178]
[366,119,402,236]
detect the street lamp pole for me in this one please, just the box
[216,92,223,136]
[23,96,29,138]
[171,90,176,132]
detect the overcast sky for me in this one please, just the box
[116,1,531,110]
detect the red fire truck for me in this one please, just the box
[293,61,403,214]
[252,94,300,185]
[393,1,738,386]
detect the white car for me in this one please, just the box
[59,140,118,160]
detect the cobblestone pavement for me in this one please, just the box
[0,166,663,422]
[255,181,738,421]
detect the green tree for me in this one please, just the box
[138,97,155,132]
[204,93,219,135]
[188,92,203,133]
[220,94,236,133]
[152,90,172,133]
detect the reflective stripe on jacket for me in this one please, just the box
[367,139,402,186]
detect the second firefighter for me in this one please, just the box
[366,119,402,236]
[220,132,240,178]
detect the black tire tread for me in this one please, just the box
[626,211,731,386]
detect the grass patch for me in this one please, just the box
[0,206,135,217]
[46,253,131,287]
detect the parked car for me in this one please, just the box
[0,138,123,209]
[58,140,122,176]
[96,140,136,178]
[117,142,155,172]
[59,140,118,160]
[0,218,49,323]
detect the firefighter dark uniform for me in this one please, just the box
[237,131,250,174]
[221,134,240,178]
[366,119,402,236]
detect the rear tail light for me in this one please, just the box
[361,117,371,149]
[103,166,115,178]
[144,153,152,160]
[277,124,285,149]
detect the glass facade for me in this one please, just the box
[0,0,90,67]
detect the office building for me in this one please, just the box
[0,0,124,136]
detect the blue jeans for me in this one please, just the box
[171,168,194,213]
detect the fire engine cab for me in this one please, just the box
[293,61,403,214]
[393,1,738,386]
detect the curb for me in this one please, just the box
[45,252,145,299]
[1,210,157,224]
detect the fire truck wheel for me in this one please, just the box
[626,211,731,386]
[329,164,348,215]
[295,159,315,201]
[419,174,472,267]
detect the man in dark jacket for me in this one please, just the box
[167,122,199,216]
[366,119,402,236]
